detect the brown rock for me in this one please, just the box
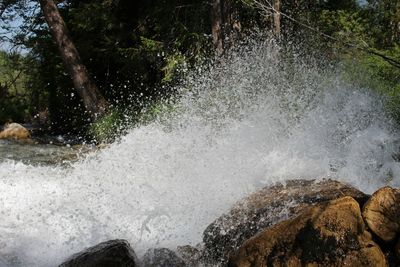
[362,187,400,242]
[395,238,400,260]
[229,197,387,267]
[0,123,30,140]
[202,179,369,264]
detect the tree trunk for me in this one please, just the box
[38,0,108,119]
[272,0,281,36]
[211,0,224,56]
[211,0,241,56]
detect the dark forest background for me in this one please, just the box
[0,0,399,141]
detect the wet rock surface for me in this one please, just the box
[202,179,369,264]
[228,196,387,267]
[363,186,400,242]
[141,248,186,267]
[59,239,137,267]
[176,245,202,266]
[56,181,400,267]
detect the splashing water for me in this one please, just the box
[0,40,399,266]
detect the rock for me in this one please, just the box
[362,186,400,242]
[0,123,31,140]
[229,197,387,267]
[177,245,202,266]
[202,179,369,264]
[59,239,137,267]
[395,238,400,262]
[141,248,186,267]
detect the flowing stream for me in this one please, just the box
[0,40,399,266]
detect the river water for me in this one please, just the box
[0,139,91,166]
[0,41,399,266]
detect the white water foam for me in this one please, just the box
[0,40,399,266]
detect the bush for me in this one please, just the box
[88,108,127,143]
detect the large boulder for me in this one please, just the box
[362,186,400,242]
[177,245,202,266]
[229,197,387,267]
[59,239,137,267]
[202,179,369,264]
[395,238,400,261]
[0,123,30,140]
[141,248,186,267]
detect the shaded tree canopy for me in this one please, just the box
[0,0,399,138]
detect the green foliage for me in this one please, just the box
[317,10,369,46]
[162,52,187,83]
[2,0,400,136]
[0,50,31,123]
[10,0,212,134]
[137,101,176,126]
[365,0,400,48]
[338,45,400,123]
[364,51,400,120]
[88,108,126,143]
[89,100,176,143]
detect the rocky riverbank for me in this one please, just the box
[55,179,400,266]
[0,123,104,165]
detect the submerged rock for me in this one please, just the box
[229,196,387,267]
[0,123,30,140]
[141,248,186,267]
[202,179,369,264]
[59,239,137,267]
[363,186,400,242]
